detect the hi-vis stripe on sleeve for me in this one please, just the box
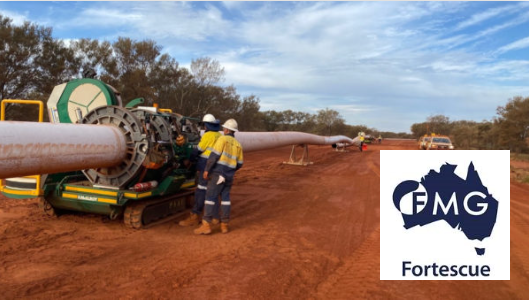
[222,151,238,160]
[200,147,216,158]
[211,135,243,170]
[217,150,240,169]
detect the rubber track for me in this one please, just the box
[123,190,194,229]
[123,201,144,229]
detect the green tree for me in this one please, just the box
[261,110,285,131]
[34,38,80,97]
[316,108,344,135]
[101,37,163,104]
[427,114,452,135]
[190,57,225,86]
[495,96,529,153]
[345,125,369,138]
[234,95,261,131]
[0,15,44,101]
[476,121,497,150]
[410,122,428,139]
[0,15,79,120]
[451,120,478,149]
[149,53,186,110]
[71,38,117,80]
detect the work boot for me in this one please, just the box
[194,220,212,235]
[179,213,199,227]
[221,222,229,234]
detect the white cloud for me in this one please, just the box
[496,36,529,55]
[71,2,231,43]
[221,1,247,11]
[454,4,520,31]
[328,104,375,113]
[0,9,27,25]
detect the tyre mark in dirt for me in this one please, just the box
[510,183,529,282]
[323,150,371,259]
[315,226,380,299]
[313,149,381,299]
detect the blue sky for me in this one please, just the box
[1,2,529,132]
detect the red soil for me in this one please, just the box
[0,140,526,299]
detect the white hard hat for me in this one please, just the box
[222,119,238,132]
[202,114,216,123]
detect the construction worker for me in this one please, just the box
[195,118,243,235]
[359,132,365,152]
[179,114,221,227]
[378,135,382,144]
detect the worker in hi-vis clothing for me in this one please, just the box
[195,118,243,235]
[179,114,221,227]
[359,132,365,151]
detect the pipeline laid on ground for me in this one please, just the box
[0,121,359,179]
[236,131,360,152]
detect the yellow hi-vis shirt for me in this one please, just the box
[197,131,221,159]
[206,135,244,179]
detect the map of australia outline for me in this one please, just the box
[392,162,499,256]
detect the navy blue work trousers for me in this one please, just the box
[203,173,233,223]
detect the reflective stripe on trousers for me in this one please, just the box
[192,170,219,218]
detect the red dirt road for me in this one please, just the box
[0,140,527,299]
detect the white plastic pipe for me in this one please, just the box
[0,121,127,179]
[0,123,359,179]
[235,131,361,152]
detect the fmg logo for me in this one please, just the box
[392,161,498,256]
[395,180,491,217]
[380,150,510,280]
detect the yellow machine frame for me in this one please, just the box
[0,99,45,197]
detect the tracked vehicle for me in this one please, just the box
[0,78,363,229]
[1,78,201,228]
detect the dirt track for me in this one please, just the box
[0,140,527,299]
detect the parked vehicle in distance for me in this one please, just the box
[426,136,454,150]
[364,135,377,144]
[418,136,431,150]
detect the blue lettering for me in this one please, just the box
[459,265,468,276]
[482,265,490,276]
[402,262,491,277]
[439,265,449,276]
[412,192,426,214]
[412,265,422,276]
[403,261,411,276]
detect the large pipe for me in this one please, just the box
[0,121,127,179]
[236,131,360,152]
[0,122,358,179]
